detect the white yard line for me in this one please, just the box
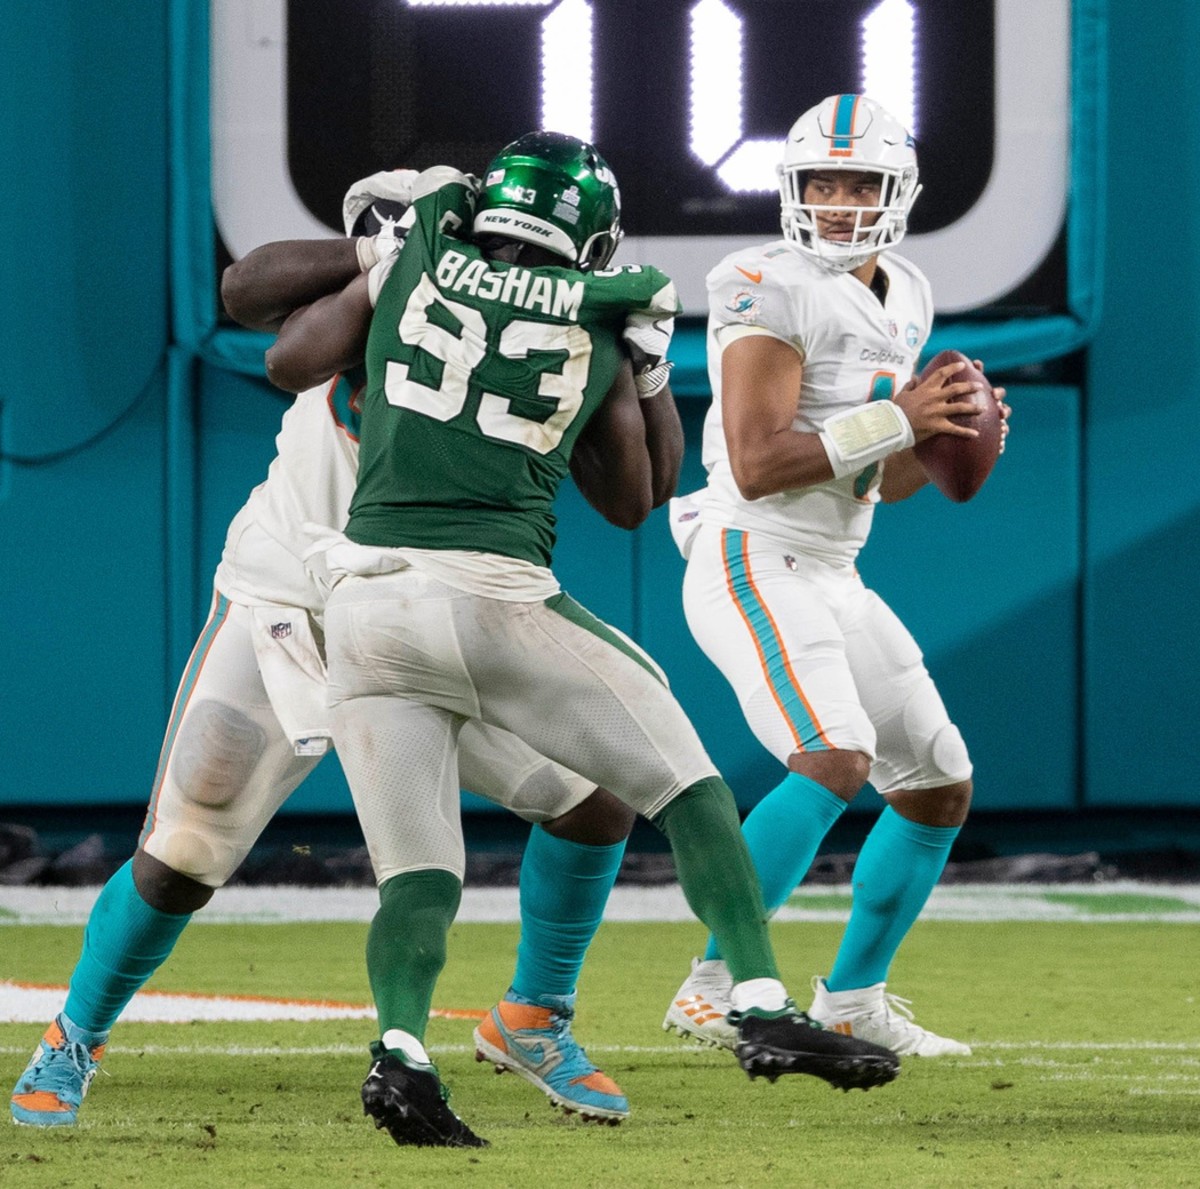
[3,881,1200,925]
[1,1041,1199,1057]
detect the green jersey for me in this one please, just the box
[346,171,679,567]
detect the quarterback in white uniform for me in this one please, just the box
[664,95,1009,1057]
[11,174,637,1132]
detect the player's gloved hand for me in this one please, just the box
[341,169,421,236]
[355,226,403,272]
[623,310,676,398]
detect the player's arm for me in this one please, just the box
[638,383,684,507]
[221,239,374,332]
[569,360,655,530]
[881,362,1008,503]
[721,334,833,499]
[878,448,930,503]
[725,338,986,501]
[264,272,372,393]
[620,286,683,507]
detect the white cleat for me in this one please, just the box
[807,977,971,1057]
[662,958,737,1050]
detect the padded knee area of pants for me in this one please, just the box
[500,764,593,824]
[928,722,972,784]
[143,828,223,888]
[874,697,973,791]
[171,700,267,808]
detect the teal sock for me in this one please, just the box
[63,859,194,1035]
[510,826,625,1004]
[367,869,461,1041]
[705,772,847,961]
[826,806,960,991]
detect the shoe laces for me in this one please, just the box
[31,1040,100,1097]
[881,992,917,1024]
[688,959,732,990]
[872,992,933,1039]
[536,1010,602,1081]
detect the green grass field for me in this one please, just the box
[2,915,1197,1187]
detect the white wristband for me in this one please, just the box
[818,401,915,479]
[355,231,399,273]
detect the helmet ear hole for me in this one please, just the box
[580,228,620,272]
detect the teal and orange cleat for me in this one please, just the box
[11,1016,107,1127]
[474,991,629,1123]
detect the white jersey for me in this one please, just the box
[213,373,362,613]
[697,239,932,566]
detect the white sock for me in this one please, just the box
[381,1028,432,1066]
[730,978,790,1013]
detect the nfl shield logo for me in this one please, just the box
[270,622,292,640]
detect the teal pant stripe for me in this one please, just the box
[722,529,828,752]
[139,593,231,849]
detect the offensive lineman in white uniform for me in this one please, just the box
[11,173,638,1130]
[663,95,1009,1056]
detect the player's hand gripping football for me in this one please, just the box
[978,360,1011,456]
[894,359,985,442]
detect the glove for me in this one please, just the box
[623,310,676,398]
[341,168,420,236]
[354,225,403,272]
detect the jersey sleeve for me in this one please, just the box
[620,269,680,378]
[707,256,806,354]
[408,166,478,253]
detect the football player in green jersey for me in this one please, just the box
[267,133,901,1148]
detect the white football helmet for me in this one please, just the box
[777,94,921,272]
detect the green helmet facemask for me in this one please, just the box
[473,131,622,271]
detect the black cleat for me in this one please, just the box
[732,1008,900,1092]
[361,1047,488,1148]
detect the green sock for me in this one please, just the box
[366,869,462,1042]
[651,776,779,985]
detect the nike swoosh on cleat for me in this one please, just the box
[506,1038,547,1067]
[735,266,763,283]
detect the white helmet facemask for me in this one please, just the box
[777,94,922,273]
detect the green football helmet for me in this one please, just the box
[474,131,622,271]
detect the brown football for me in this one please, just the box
[911,349,1002,503]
